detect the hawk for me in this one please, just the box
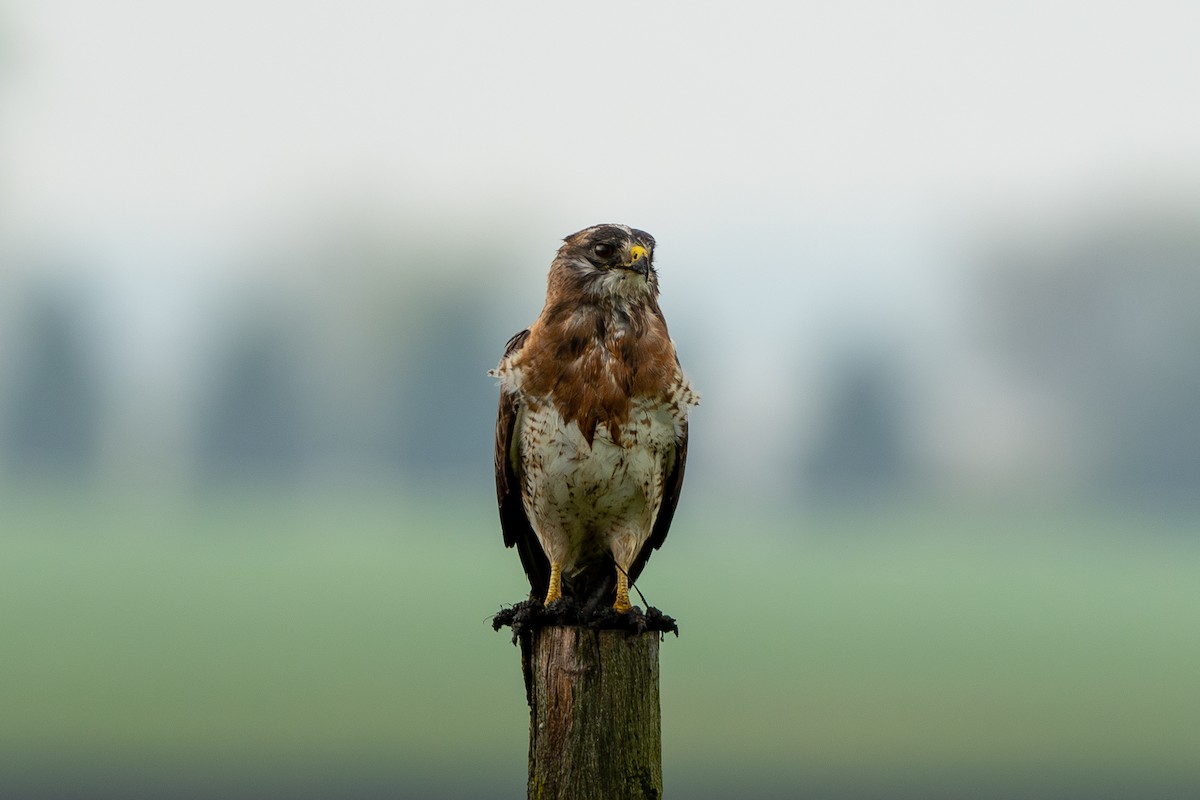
[492,224,699,613]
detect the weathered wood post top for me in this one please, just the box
[495,603,678,800]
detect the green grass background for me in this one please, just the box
[1,490,1197,798]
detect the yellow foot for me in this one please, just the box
[543,561,563,606]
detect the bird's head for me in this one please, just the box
[549,224,658,303]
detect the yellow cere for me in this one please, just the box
[629,245,648,263]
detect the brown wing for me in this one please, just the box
[494,329,550,599]
[627,416,689,586]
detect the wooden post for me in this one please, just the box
[523,626,663,800]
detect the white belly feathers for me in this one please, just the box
[517,397,677,574]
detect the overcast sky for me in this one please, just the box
[4,1,1198,245]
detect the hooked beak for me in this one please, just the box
[622,244,650,276]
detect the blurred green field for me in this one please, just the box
[1,489,1198,799]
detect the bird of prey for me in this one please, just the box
[492,224,699,613]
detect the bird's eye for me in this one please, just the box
[592,242,615,260]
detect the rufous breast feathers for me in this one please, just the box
[510,302,682,445]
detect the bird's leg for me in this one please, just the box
[613,566,632,613]
[544,561,563,606]
[610,532,639,613]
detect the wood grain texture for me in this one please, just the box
[525,627,662,799]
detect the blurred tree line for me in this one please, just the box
[0,227,512,493]
[1,201,1197,507]
[978,206,1200,504]
[1,286,102,478]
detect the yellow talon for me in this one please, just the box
[544,561,563,606]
